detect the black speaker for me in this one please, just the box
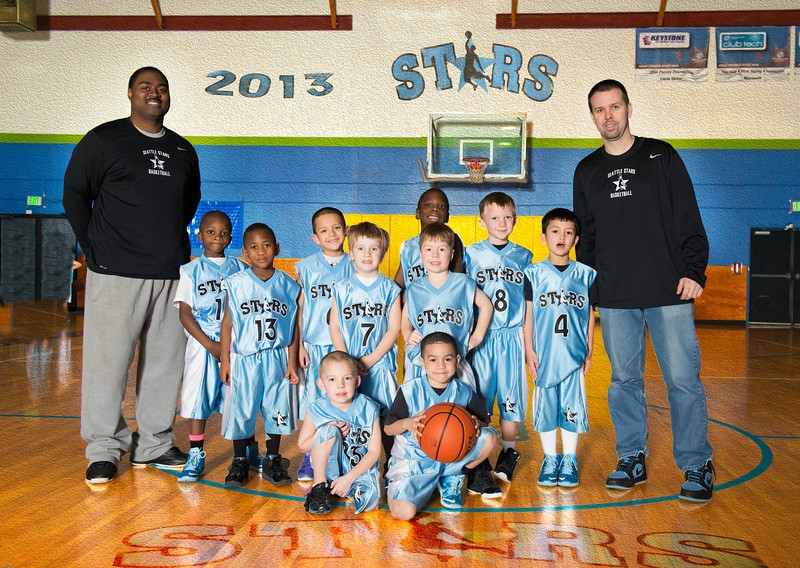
[0,215,75,303]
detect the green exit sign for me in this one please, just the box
[27,195,43,206]
[793,201,800,213]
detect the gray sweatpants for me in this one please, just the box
[80,271,187,464]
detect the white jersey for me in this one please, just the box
[525,260,596,388]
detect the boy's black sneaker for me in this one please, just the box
[493,448,521,483]
[85,461,117,484]
[262,455,292,486]
[466,460,503,499]
[605,451,647,489]
[225,457,250,487]
[305,482,332,514]
[679,460,715,502]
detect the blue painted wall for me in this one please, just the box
[2,141,798,265]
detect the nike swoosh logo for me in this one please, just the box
[650,154,661,158]
[178,146,188,151]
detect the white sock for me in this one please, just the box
[501,440,516,451]
[561,429,578,455]
[539,430,557,456]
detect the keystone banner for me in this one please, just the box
[635,28,709,83]
[716,26,791,82]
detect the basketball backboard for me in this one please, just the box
[424,112,527,184]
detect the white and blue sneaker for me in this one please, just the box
[558,453,579,487]
[537,454,561,487]
[178,448,206,483]
[437,474,465,509]
[246,440,265,473]
[297,452,314,482]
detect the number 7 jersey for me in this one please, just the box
[525,259,596,388]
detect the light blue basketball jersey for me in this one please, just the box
[296,252,354,346]
[405,273,476,364]
[525,260,596,388]
[332,274,401,372]
[223,269,301,356]
[395,377,474,461]
[180,255,248,340]
[398,235,425,288]
[464,240,532,330]
[307,393,381,474]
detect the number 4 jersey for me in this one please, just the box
[525,260,596,388]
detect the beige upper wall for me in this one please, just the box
[4,0,798,139]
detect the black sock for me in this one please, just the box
[233,438,249,458]
[266,435,282,457]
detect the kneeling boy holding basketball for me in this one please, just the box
[384,332,501,520]
[297,351,383,515]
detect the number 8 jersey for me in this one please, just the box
[525,259,596,388]
[223,269,300,356]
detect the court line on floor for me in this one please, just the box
[0,407,771,513]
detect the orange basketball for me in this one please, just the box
[419,402,478,463]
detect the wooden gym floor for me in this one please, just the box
[1,300,798,567]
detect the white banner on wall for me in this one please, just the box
[716,26,791,82]
[635,28,709,83]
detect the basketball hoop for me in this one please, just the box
[463,157,489,184]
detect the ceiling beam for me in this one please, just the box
[150,0,164,30]
[36,14,352,31]
[497,10,800,29]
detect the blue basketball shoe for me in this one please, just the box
[558,453,579,487]
[437,474,465,509]
[178,448,206,483]
[537,454,561,486]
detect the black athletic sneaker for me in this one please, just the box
[679,460,715,502]
[131,446,188,469]
[605,451,647,489]
[466,460,503,499]
[262,455,292,486]
[225,457,250,487]
[85,461,117,484]
[304,482,332,514]
[493,448,521,483]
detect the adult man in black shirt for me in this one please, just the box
[573,79,715,502]
[64,67,201,484]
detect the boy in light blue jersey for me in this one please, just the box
[219,223,301,488]
[174,211,249,482]
[295,207,353,481]
[330,222,402,460]
[298,351,383,515]
[524,208,596,488]
[394,188,464,291]
[464,192,533,485]
[385,332,501,521]
[401,223,493,389]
